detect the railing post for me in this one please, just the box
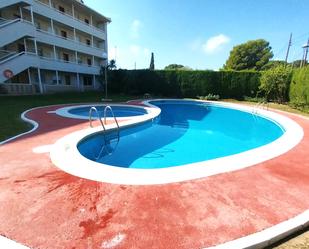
[50,19,54,34]
[55,70,59,85]
[53,45,56,59]
[23,38,27,52]
[34,39,38,55]
[72,4,75,18]
[77,73,80,91]
[28,68,32,84]
[37,68,43,93]
[19,6,23,20]
[73,28,76,41]
[30,6,34,24]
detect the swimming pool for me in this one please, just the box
[50,99,303,185]
[55,104,148,120]
[78,100,284,169]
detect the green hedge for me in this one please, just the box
[290,67,309,107]
[108,70,261,99]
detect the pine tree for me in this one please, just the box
[149,52,155,70]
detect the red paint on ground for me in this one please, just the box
[0,103,308,249]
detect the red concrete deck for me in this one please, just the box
[0,103,309,249]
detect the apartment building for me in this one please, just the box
[0,0,110,94]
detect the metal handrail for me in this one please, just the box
[89,107,106,131]
[95,134,119,159]
[252,101,269,114]
[104,106,120,130]
[89,106,120,159]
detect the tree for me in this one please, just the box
[108,59,117,70]
[149,52,155,70]
[224,39,273,71]
[164,64,191,70]
[259,65,292,103]
[99,60,117,98]
[261,60,287,70]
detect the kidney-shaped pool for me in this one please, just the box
[50,100,303,185]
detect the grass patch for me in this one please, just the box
[223,99,309,117]
[0,92,138,141]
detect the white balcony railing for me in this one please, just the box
[0,19,35,47]
[36,29,106,58]
[32,0,107,39]
[38,55,101,75]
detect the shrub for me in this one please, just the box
[197,94,220,101]
[290,67,309,108]
[259,65,292,103]
[108,70,261,99]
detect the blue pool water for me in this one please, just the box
[69,105,147,118]
[78,100,284,169]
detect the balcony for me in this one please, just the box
[39,56,101,75]
[0,0,32,9]
[36,29,106,58]
[31,0,107,39]
[0,19,35,47]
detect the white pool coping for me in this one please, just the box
[50,99,304,186]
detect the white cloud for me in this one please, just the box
[202,34,231,54]
[131,19,142,39]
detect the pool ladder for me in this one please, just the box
[89,106,120,132]
[89,106,120,157]
[252,101,269,114]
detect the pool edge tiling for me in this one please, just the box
[0,101,309,249]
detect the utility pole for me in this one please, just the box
[300,38,309,68]
[285,33,292,64]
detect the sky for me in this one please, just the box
[84,0,309,70]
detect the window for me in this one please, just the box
[83,76,92,86]
[60,30,67,39]
[13,13,21,19]
[63,53,69,62]
[35,21,41,30]
[64,75,71,85]
[84,18,89,24]
[58,6,65,13]
[18,44,25,53]
[87,58,92,66]
[38,48,43,57]
[52,76,61,85]
[86,39,91,46]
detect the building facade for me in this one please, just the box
[0,0,110,94]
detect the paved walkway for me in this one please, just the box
[0,104,308,249]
